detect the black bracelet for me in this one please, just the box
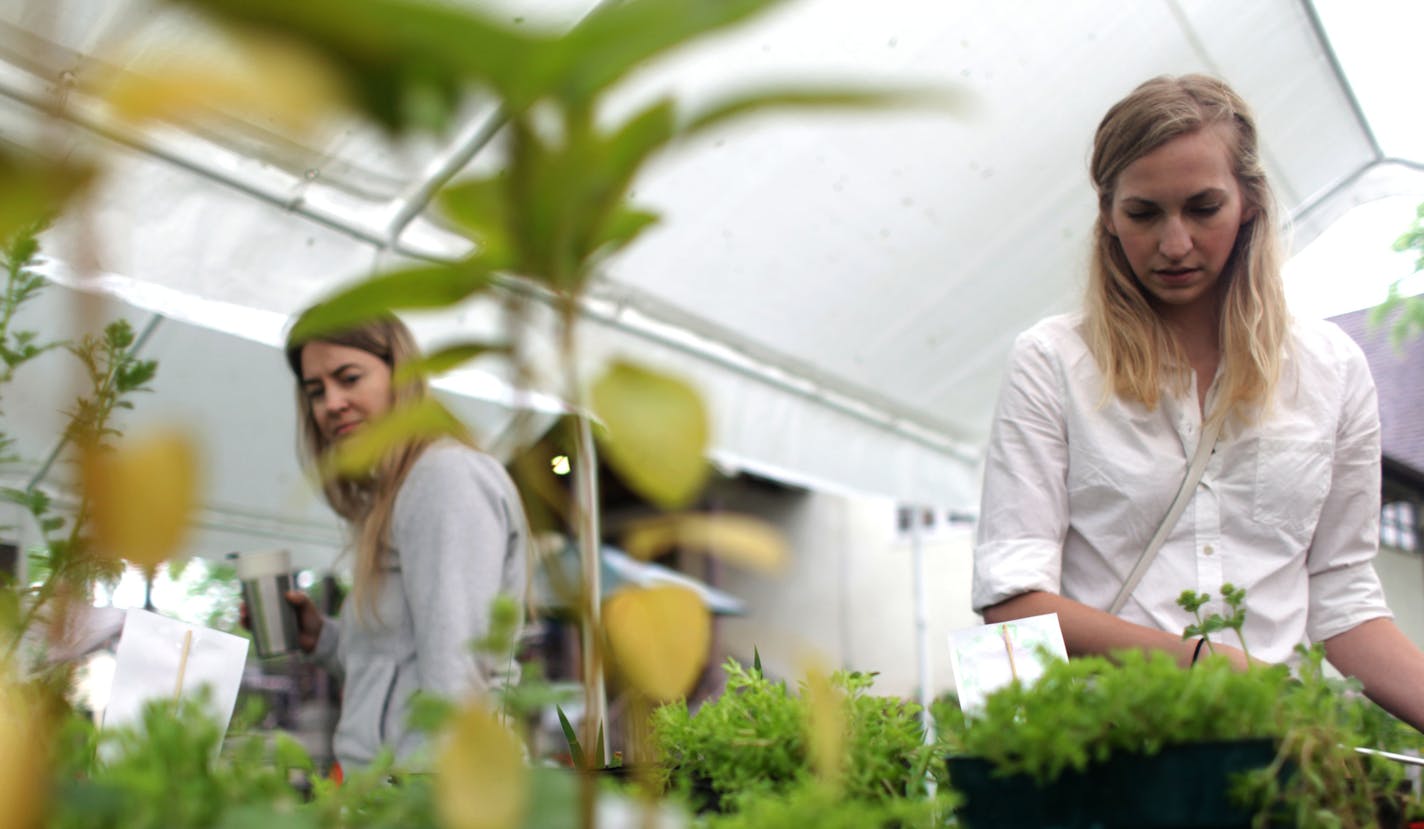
[1190,637,1209,667]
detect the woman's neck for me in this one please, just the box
[1154,283,1223,359]
[1158,298,1222,414]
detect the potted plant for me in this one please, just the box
[939,588,1424,829]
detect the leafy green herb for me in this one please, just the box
[652,658,936,813]
[1370,200,1424,346]
[0,227,159,691]
[944,649,1290,784]
[701,780,955,829]
[1178,582,1251,662]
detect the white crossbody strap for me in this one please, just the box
[1108,415,1225,616]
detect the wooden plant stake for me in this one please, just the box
[173,628,193,701]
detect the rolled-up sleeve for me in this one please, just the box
[972,331,1071,613]
[1306,339,1391,643]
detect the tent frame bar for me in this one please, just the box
[382,107,508,246]
[1288,156,1424,240]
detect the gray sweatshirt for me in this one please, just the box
[312,441,527,770]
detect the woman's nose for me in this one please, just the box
[321,388,350,415]
[1159,216,1192,259]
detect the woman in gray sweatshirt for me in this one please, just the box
[281,313,528,772]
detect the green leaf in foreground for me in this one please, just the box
[553,0,789,105]
[556,705,585,770]
[320,398,468,478]
[392,341,509,384]
[682,85,972,138]
[592,206,660,260]
[438,176,514,266]
[289,261,496,343]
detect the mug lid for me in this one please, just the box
[234,549,292,580]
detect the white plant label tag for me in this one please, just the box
[947,612,1068,714]
[103,608,250,742]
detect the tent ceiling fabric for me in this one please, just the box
[0,1,1406,517]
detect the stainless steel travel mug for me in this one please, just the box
[234,549,300,658]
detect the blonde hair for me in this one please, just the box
[286,315,438,619]
[1085,74,1289,421]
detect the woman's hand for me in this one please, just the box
[238,591,324,655]
[284,590,324,654]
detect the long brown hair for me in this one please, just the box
[1084,74,1289,421]
[286,315,433,619]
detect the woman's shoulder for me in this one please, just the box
[1020,311,1086,341]
[1008,312,1091,364]
[403,440,516,499]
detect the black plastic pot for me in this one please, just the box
[946,739,1279,829]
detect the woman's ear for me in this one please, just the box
[1102,210,1118,238]
[1241,201,1259,225]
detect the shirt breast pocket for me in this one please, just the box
[1251,438,1332,532]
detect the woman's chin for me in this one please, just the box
[330,426,362,442]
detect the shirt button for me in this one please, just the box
[1203,544,1215,556]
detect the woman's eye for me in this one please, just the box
[1192,204,1221,216]
[1125,211,1155,221]
[340,373,361,385]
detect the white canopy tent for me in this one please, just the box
[1,0,1421,567]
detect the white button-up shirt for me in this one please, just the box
[972,313,1390,664]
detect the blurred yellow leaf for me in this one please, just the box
[436,700,528,829]
[802,659,845,787]
[603,585,710,702]
[622,513,787,574]
[102,29,345,134]
[591,360,708,509]
[320,399,468,479]
[0,679,47,829]
[83,430,198,571]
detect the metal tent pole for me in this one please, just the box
[911,506,933,742]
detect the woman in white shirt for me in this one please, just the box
[972,75,1424,730]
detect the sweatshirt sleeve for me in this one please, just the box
[311,613,344,680]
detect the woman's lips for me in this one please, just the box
[1155,267,1199,283]
[333,422,361,437]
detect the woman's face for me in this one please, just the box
[299,341,394,444]
[1104,126,1254,320]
